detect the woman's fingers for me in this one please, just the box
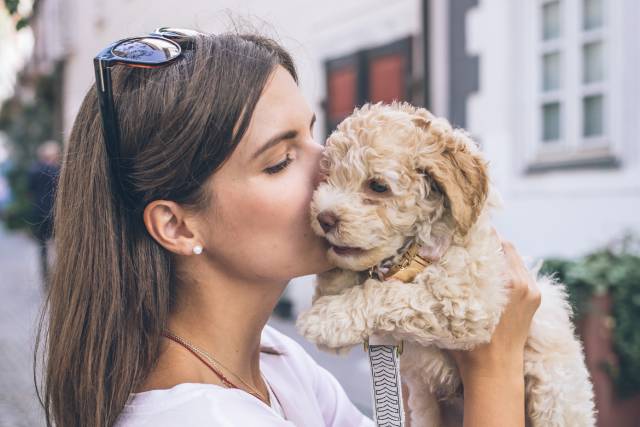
[499,239,542,309]
[492,229,542,331]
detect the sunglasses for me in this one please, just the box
[92,27,203,205]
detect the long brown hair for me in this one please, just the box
[35,31,297,427]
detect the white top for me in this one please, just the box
[262,371,286,419]
[115,324,374,426]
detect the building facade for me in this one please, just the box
[28,0,640,422]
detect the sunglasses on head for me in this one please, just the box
[93,27,203,206]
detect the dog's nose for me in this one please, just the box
[317,211,338,233]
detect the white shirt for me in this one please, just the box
[115,324,375,426]
[263,371,286,418]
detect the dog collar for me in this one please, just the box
[368,240,431,282]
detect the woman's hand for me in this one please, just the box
[448,229,542,427]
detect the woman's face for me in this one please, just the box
[197,65,333,283]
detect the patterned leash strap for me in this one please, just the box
[365,335,405,427]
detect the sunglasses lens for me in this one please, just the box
[112,38,180,63]
[156,27,202,38]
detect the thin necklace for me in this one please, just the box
[161,331,269,406]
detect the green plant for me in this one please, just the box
[4,0,31,30]
[540,232,640,399]
[539,257,594,319]
[609,252,640,397]
[0,60,64,231]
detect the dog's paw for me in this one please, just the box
[295,296,367,350]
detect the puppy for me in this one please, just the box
[296,101,596,427]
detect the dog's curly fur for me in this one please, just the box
[295,101,596,426]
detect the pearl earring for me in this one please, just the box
[193,245,203,255]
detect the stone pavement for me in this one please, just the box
[0,224,46,427]
[0,222,374,426]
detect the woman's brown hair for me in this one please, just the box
[35,31,297,427]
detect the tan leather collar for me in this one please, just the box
[368,240,431,282]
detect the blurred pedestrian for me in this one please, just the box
[27,140,60,287]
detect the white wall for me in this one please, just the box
[466,0,640,259]
[60,0,422,143]
[57,0,639,293]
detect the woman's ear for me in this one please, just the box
[143,200,199,256]
[413,116,490,237]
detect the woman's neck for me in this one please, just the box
[163,262,288,390]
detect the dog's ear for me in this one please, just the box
[413,117,489,236]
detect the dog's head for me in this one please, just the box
[311,101,489,271]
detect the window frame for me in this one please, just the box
[323,36,413,139]
[518,0,622,174]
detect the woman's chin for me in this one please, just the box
[299,238,338,276]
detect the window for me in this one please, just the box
[525,0,618,172]
[579,0,606,141]
[324,37,413,138]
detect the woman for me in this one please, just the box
[38,30,541,427]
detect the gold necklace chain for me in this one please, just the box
[163,331,269,405]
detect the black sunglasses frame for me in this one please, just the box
[92,28,200,206]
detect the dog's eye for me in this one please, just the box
[429,180,442,195]
[368,179,389,193]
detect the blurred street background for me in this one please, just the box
[0,224,46,427]
[1,0,640,426]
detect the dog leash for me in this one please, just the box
[365,334,405,427]
[363,239,433,427]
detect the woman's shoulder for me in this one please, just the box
[115,382,292,427]
[114,325,307,427]
[260,323,307,355]
[115,324,373,427]
[260,324,320,371]
[260,324,328,386]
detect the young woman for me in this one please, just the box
[38,29,541,427]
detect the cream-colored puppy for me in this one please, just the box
[296,101,595,427]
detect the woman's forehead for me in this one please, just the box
[238,66,311,159]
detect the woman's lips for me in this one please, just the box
[330,245,365,256]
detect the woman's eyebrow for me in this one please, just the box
[251,113,316,160]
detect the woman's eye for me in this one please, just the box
[265,153,293,174]
[368,179,388,193]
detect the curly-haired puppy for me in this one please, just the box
[296,101,596,427]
